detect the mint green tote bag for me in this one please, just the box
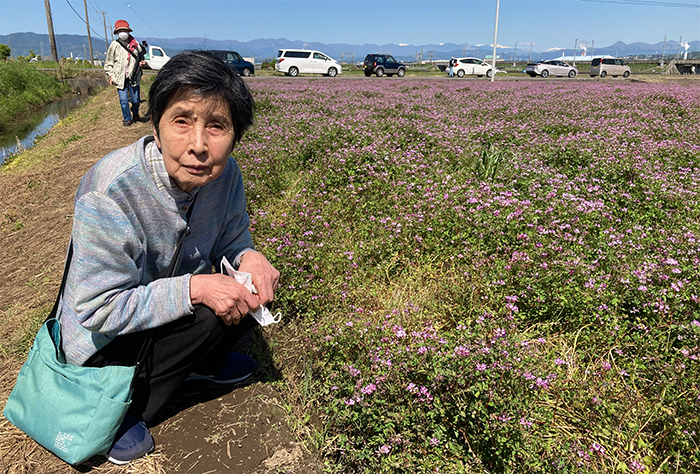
[4,204,193,465]
[3,317,136,465]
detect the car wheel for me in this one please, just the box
[486,69,492,78]
[623,71,630,78]
[397,68,405,77]
[241,68,252,77]
[457,69,465,78]
[289,66,299,77]
[540,69,549,78]
[328,67,337,77]
[568,70,576,78]
[375,67,384,77]
[600,71,607,78]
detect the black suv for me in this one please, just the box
[206,50,255,76]
[363,54,406,77]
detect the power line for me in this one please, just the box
[88,0,102,14]
[64,0,106,40]
[580,0,699,7]
[119,0,162,38]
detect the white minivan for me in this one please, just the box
[590,57,631,78]
[275,49,342,77]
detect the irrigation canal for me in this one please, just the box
[0,94,84,166]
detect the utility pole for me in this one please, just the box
[490,0,500,82]
[660,34,667,66]
[573,38,578,67]
[44,0,59,62]
[102,12,109,53]
[513,42,517,67]
[676,36,682,60]
[591,40,594,58]
[528,42,532,63]
[83,0,94,63]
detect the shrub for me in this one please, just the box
[0,61,70,130]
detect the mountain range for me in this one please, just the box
[1,32,698,62]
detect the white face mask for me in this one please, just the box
[250,306,282,327]
[220,257,283,327]
[118,32,129,41]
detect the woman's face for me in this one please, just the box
[154,91,235,192]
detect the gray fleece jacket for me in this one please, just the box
[59,136,254,365]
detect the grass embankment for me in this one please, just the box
[240,79,700,473]
[0,61,72,132]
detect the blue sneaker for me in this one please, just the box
[186,352,257,384]
[106,414,154,465]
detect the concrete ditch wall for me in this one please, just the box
[66,75,109,95]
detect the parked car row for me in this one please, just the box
[146,45,633,80]
[525,57,631,78]
[274,50,409,79]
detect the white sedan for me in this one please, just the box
[448,57,494,78]
[526,60,578,78]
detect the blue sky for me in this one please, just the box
[0,0,698,52]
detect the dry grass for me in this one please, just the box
[1,82,170,474]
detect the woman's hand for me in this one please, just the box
[190,274,260,326]
[238,251,280,305]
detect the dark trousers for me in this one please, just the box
[85,305,256,424]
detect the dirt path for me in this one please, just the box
[0,85,320,474]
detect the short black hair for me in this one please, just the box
[148,50,255,144]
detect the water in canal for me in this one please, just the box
[0,94,84,166]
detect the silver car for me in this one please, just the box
[526,60,578,78]
[590,57,631,78]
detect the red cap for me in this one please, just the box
[113,20,132,34]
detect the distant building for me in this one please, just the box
[556,54,614,62]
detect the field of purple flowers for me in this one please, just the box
[234,78,700,473]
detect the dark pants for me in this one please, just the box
[85,305,256,424]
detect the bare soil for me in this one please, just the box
[0,85,321,474]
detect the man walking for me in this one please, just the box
[105,20,145,126]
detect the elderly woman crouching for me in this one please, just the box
[58,50,279,464]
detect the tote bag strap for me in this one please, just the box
[46,242,74,322]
